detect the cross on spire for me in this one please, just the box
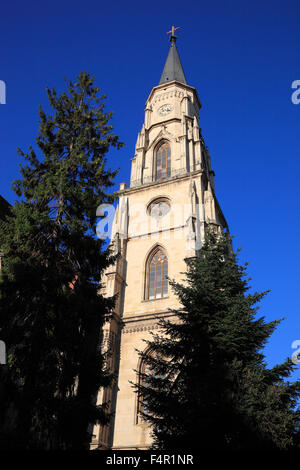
[167,26,180,42]
[159,26,186,84]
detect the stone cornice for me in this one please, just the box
[127,224,190,241]
[146,81,202,110]
[117,169,202,197]
[121,311,177,334]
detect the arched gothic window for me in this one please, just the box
[137,353,152,421]
[155,142,171,181]
[146,249,168,300]
[136,349,164,423]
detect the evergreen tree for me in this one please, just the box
[133,230,300,451]
[0,72,123,449]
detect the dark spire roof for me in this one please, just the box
[159,32,187,85]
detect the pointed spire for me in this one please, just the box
[159,27,187,85]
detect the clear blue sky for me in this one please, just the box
[1,0,300,378]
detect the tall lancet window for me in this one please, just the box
[156,142,171,181]
[136,348,164,422]
[147,249,168,300]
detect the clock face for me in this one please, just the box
[158,103,173,116]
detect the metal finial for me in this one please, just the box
[167,26,180,42]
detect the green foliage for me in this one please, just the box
[133,230,300,450]
[0,72,123,449]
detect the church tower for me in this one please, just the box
[91,28,228,450]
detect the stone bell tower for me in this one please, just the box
[90,28,228,450]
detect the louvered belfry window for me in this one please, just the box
[148,250,168,300]
[156,142,171,181]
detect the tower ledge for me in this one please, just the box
[146,80,202,111]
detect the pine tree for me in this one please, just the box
[133,229,300,451]
[0,72,123,449]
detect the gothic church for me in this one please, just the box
[91,28,228,450]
